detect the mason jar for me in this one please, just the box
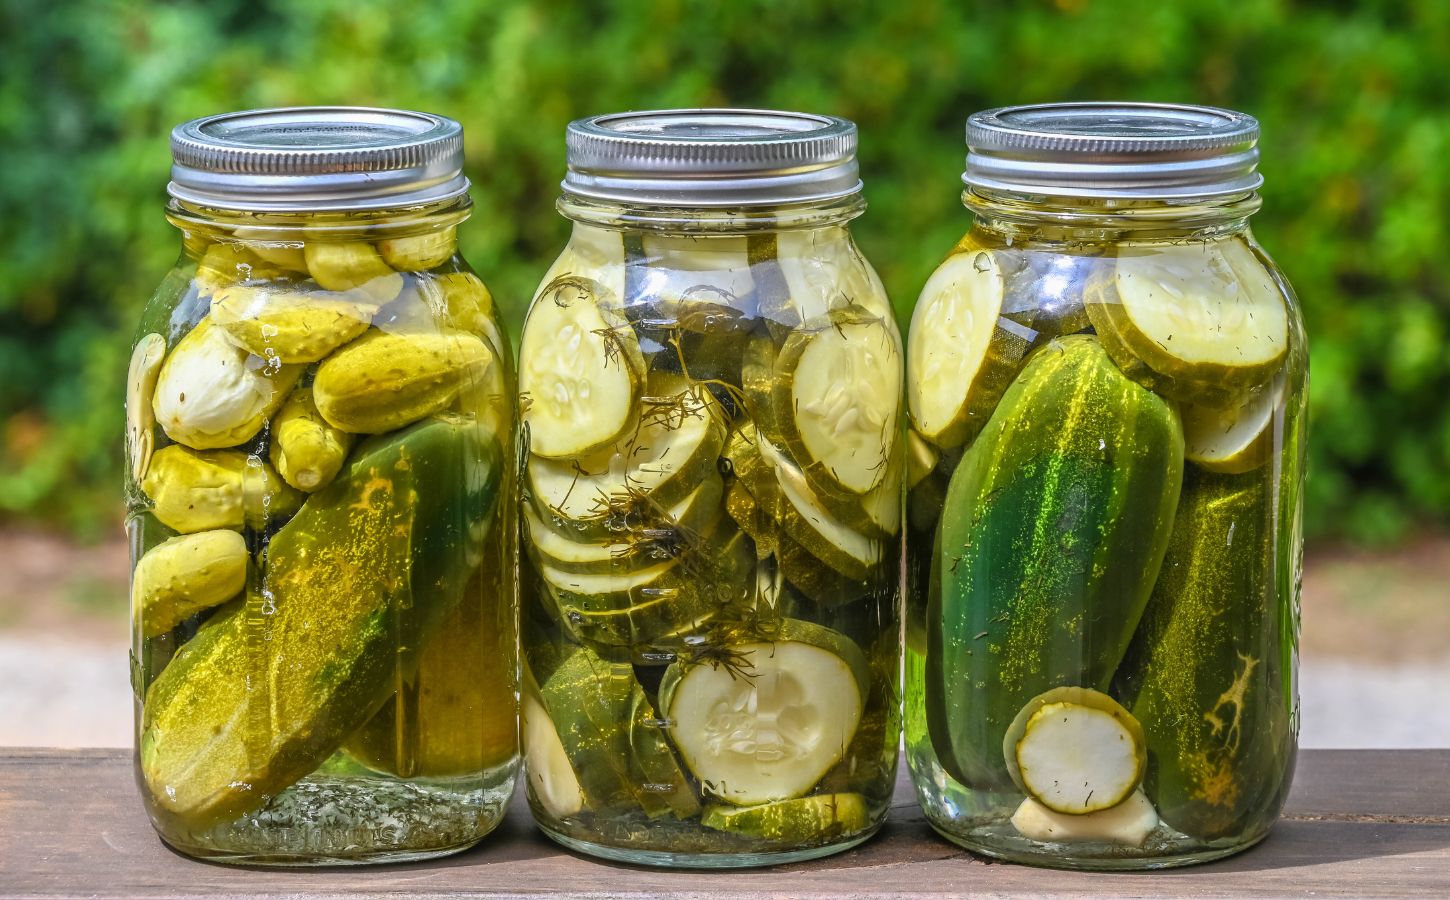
[124,107,519,865]
[903,103,1306,869]
[517,110,903,867]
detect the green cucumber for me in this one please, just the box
[1114,467,1292,840]
[701,793,869,843]
[140,416,499,828]
[926,335,1183,791]
[659,619,868,806]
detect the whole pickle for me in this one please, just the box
[313,329,493,434]
[378,229,457,272]
[210,284,375,364]
[269,387,355,492]
[303,241,403,300]
[132,530,248,637]
[140,416,502,829]
[142,445,302,533]
[151,317,302,450]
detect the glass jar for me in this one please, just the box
[124,108,519,865]
[904,103,1306,870]
[518,110,903,867]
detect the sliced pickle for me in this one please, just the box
[1085,239,1289,404]
[772,308,902,497]
[701,793,869,842]
[523,690,586,817]
[524,474,723,574]
[1183,373,1283,474]
[1003,686,1148,815]
[907,249,1011,448]
[1011,790,1159,846]
[659,619,867,806]
[527,378,726,533]
[519,276,644,458]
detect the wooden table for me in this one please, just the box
[3,748,1447,898]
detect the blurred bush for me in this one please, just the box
[0,0,1446,542]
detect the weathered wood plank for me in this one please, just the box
[1,749,1447,898]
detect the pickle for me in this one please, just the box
[151,317,303,450]
[140,416,501,828]
[701,793,868,843]
[659,619,868,806]
[303,241,404,300]
[1002,686,1148,815]
[345,566,519,778]
[142,445,302,533]
[131,530,248,637]
[1114,467,1292,840]
[126,333,167,481]
[527,378,727,537]
[210,283,375,364]
[314,329,494,434]
[194,242,294,296]
[519,275,645,458]
[926,336,1183,790]
[1084,239,1289,405]
[269,387,355,492]
[377,229,457,272]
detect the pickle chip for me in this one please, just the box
[1003,686,1148,815]
[701,792,869,842]
[1183,374,1282,474]
[126,333,167,481]
[1085,239,1289,404]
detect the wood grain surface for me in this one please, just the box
[1,749,1447,898]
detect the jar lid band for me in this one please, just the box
[168,107,469,212]
[964,102,1263,200]
[563,109,862,207]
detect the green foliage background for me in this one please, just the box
[1,0,1446,542]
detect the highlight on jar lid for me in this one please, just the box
[562,108,861,207]
[168,106,468,211]
[964,102,1263,199]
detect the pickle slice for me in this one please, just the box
[519,276,644,458]
[523,690,586,817]
[772,309,902,497]
[1183,374,1282,474]
[527,379,726,531]
[132,530,248,638]
[659,620,867,806]
[1011,790,1159,846]
[1003,686,1148,815]
[701,792,869,842]
[524,475,723,574]
[1086,239,1289,403]
[906,249,1011,448]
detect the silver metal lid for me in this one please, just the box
[563,109,860,207]
[169,106,468,211]
[964,102,1262,199]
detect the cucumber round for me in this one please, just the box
[772,309,902,496]
[1003,686,1147,815]
[628,688,701,820]
[526,379,726,532]
[701,792,869,842]
[769,441,882,580]
[524,690,585,818]
[904,429,939,491]
[1010,790,1159,846]
[658,620,867,806]
[527,668,630,816]
[519,275,644,459]
[525,475,724,574]
[1085,239,1289,404]
[1183,373,1282,474]
[907,249,1013,448]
